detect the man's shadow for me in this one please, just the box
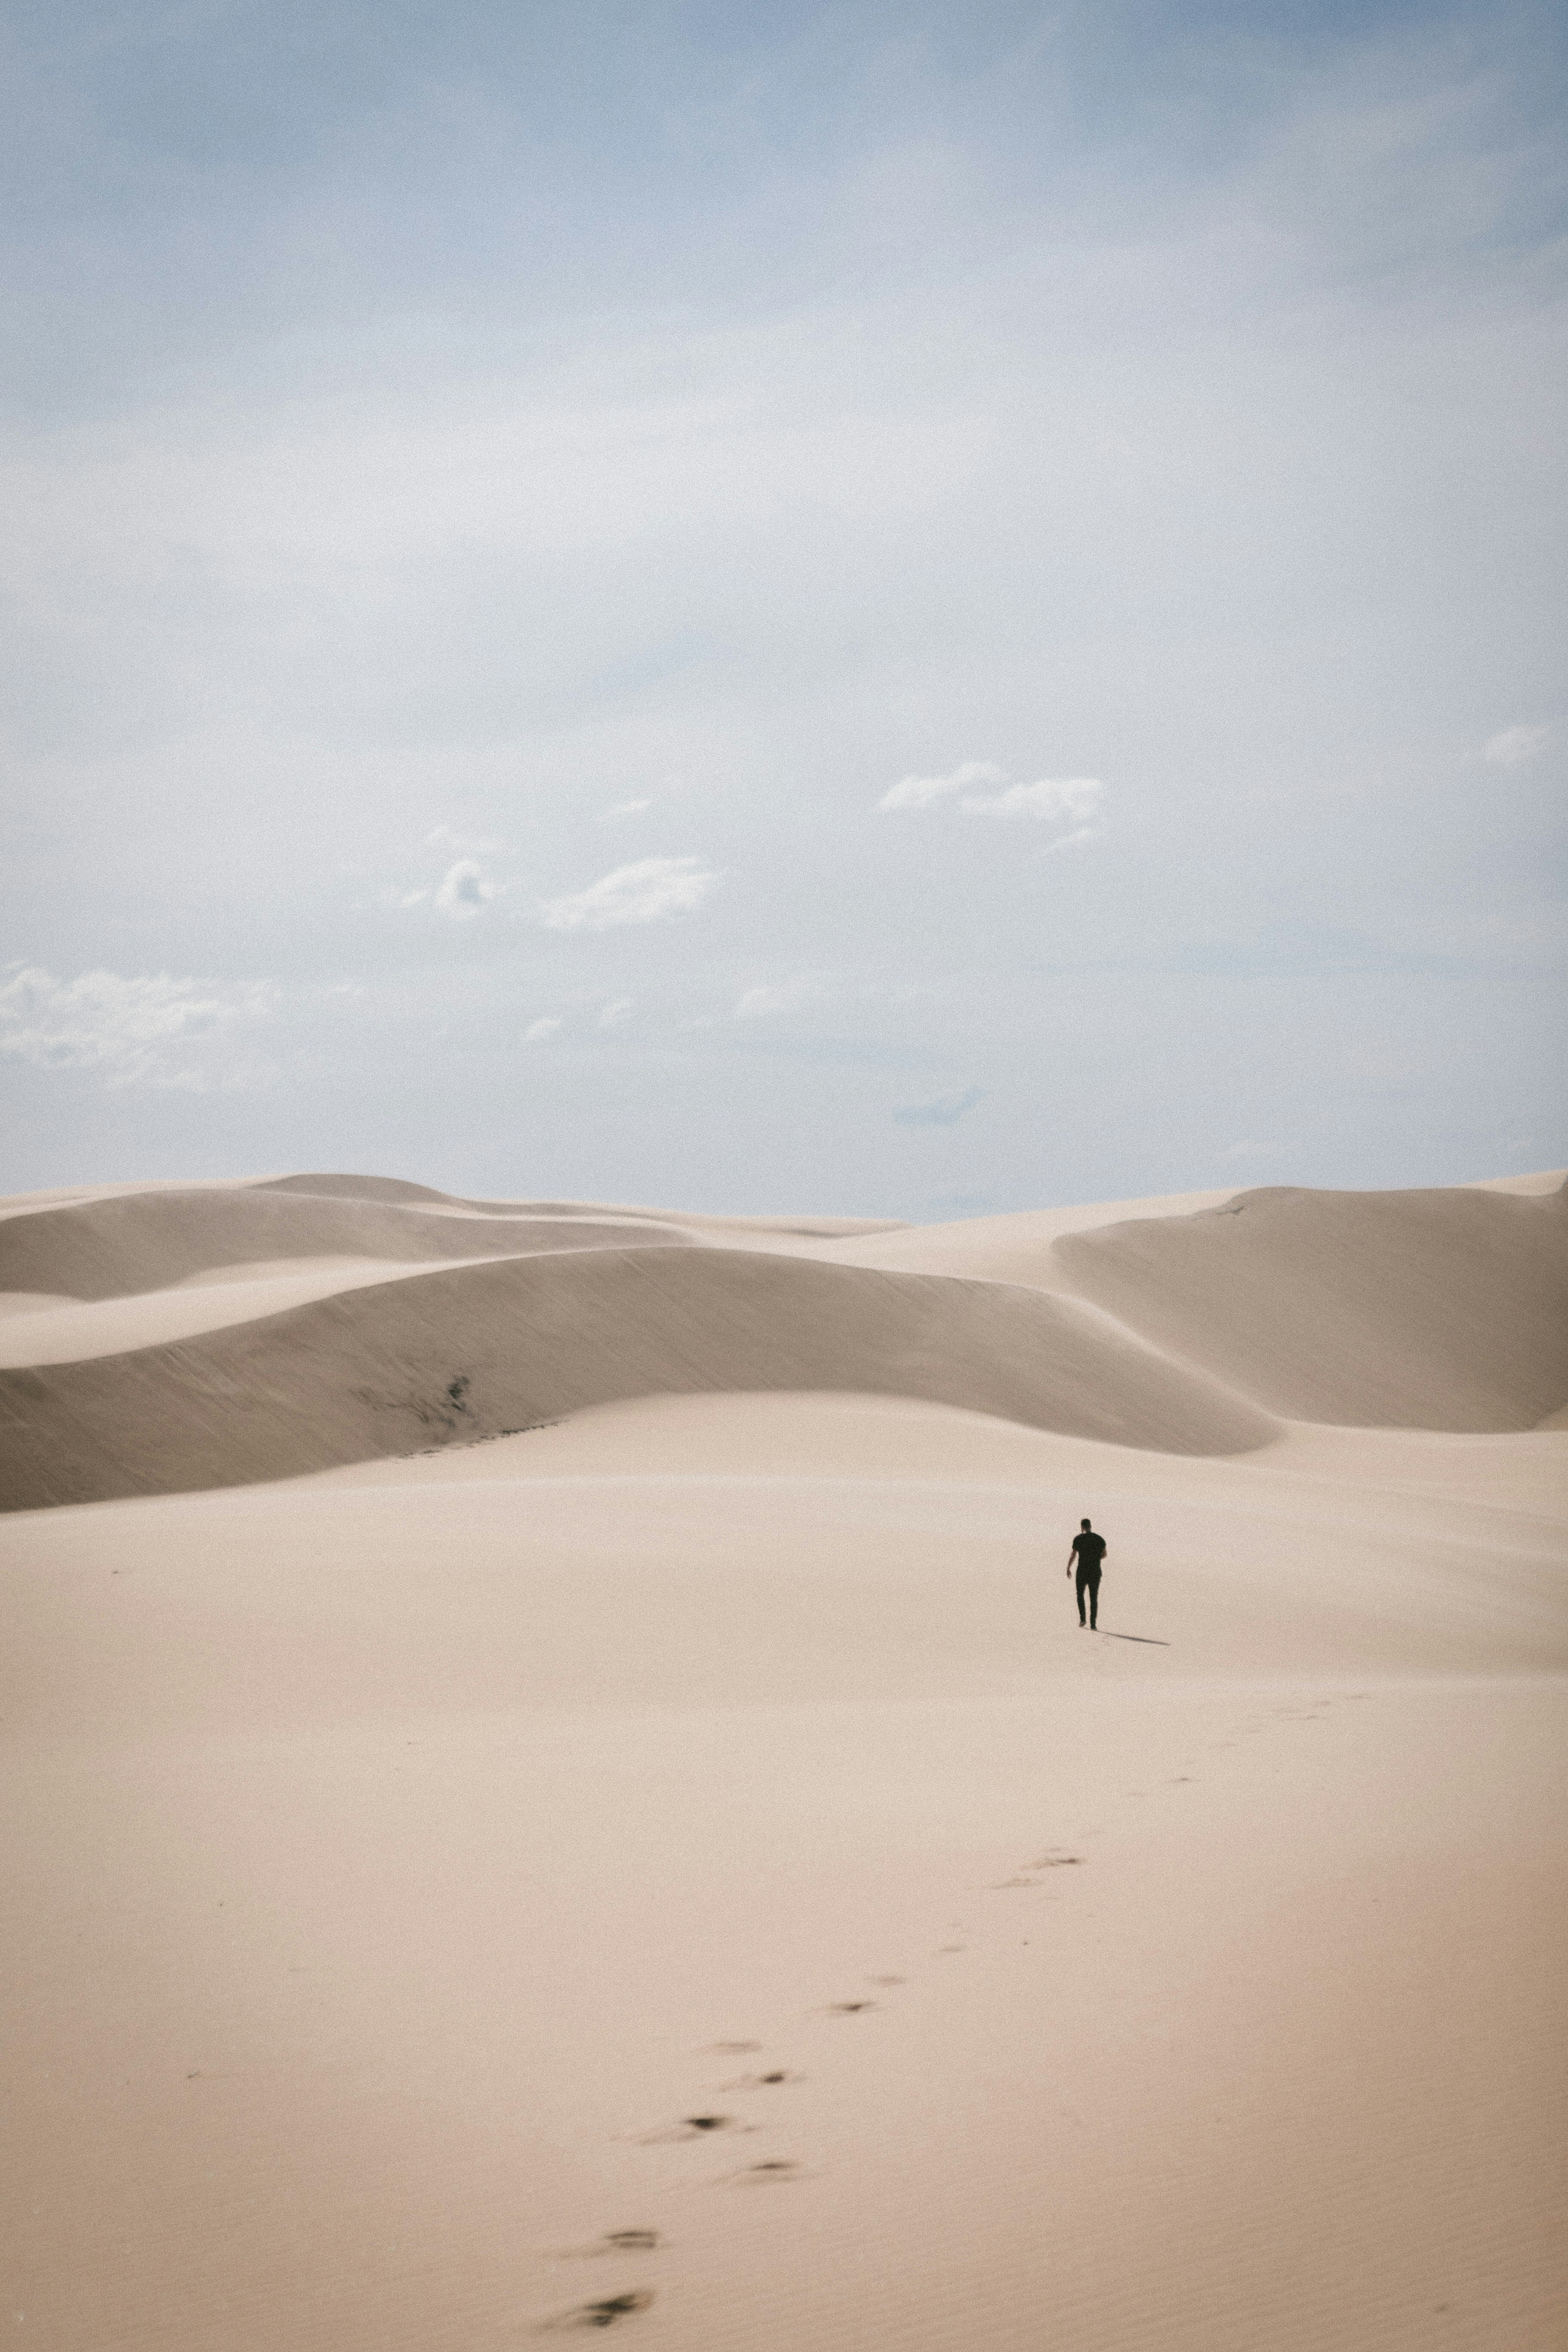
[1099,1630,1170,1646]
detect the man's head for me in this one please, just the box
[1081,1518,1091,1531]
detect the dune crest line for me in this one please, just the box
[0,1245,1277,1511]
[2,1169,1564,1512]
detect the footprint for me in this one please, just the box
[537,2289,653,2331]
[705,2040,761,2055]
[558,2230,662,2259]
[637,2114,741,2144]
[822,2000,876,2015]
[1032,1854,1084,1869]
[720,2069,802,2091]
[867,1975,905,1986]
[727,2159,811,2186]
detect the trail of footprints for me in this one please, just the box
[531,1906,1066,2329]
[533,1694,1365,2330]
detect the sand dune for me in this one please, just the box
[5,1169,1566,1508]
[814,1185,1241,1287]
[2,1168,1565,2352]
[3,1386,1563,2352]
[317,1385,1568,1528]
[0,1245,1277,1511]
[0,1183,709,1302]
[254,1169,904,1242]
[1056,1179,1568,1429]
[0,1256,493,1370]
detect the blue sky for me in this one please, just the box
[2,1,1564,1212]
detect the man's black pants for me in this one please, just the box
[1076,1565,1101,1628]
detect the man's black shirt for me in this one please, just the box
[1071,1531,1107,1569]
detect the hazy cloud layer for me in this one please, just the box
[0,967,273,1092]
[0,4,1562,1208]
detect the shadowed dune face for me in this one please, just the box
[0,1188,699,1302]
[4,1168,1564,1513]
[1056,1181,1568,1431]
[0,1246,1278,1511]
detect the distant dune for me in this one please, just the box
[2,1168,1566,1509]
[251,1170,902,1239]
[1056,1179,1568,1430]
[0,1244,1277,1510]
[0,1185,701,1302]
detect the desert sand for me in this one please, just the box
[1,1169,1565,2350]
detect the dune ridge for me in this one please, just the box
[3,1169,1567,1510]
[1056,1179,1568,1430]
[0,1245,1278,1511]
[254,1170,904,1240]
[0,1185,701,1303]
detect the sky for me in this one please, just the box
[2,0,1565,1216]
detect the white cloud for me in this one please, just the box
[877,761,1006,812]
[1032,825,1099,859]
[0,964,273,1090]
[539,856,720,931]
[1483,724,1552,769]
[597,997,635,1029]
[877,764,1104,835]
[734,973,830,1019]
[524,1016,562,1042]
[959,778,1102,825]
[597,798,652,822]
[435,858,495,918]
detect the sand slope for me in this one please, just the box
[1057,1178,1568,1430]
[0,1184,704,1302]
[815,1185,1240,1286]
[5,1169,1567,1507]
[2,1391,1563,2352]
[0,1246,1277,1511]
[0,1257,496,1370]
[2,1169,1565,2352]
[253,1169,904,1243]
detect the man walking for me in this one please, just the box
[1067,1519,1107,1629]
